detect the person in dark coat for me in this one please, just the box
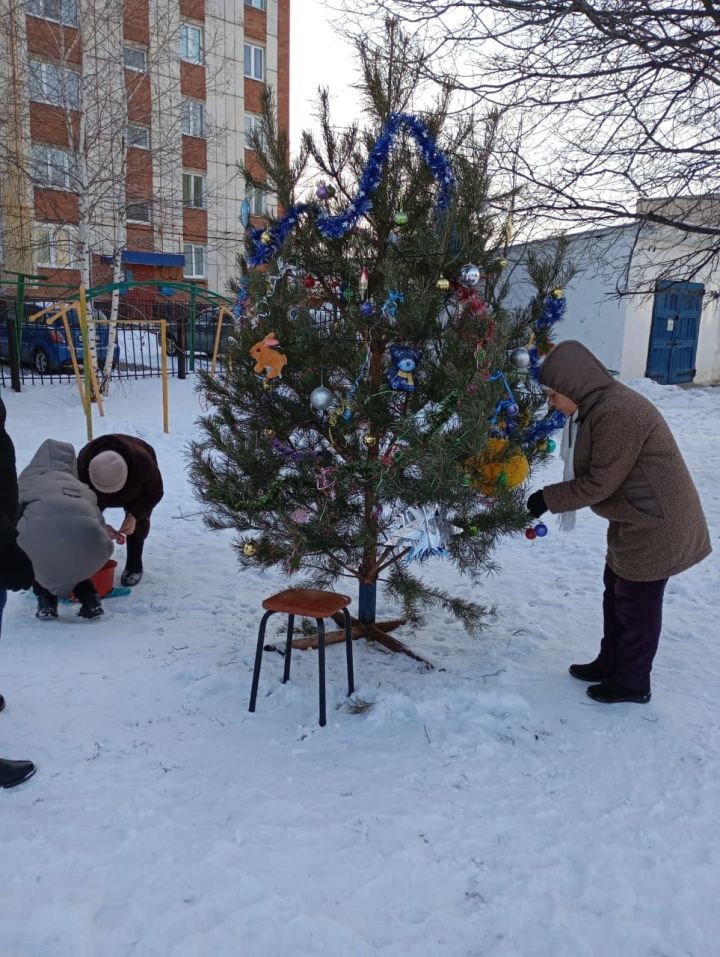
[0,395,36,789]
[527,341,712,705]
[77,434,164,587]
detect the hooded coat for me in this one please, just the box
[17,440,113,597]
[0,396,20,549]
[539,341,711,582]
[77,434,163,521]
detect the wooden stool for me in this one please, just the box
[248,589,355,727]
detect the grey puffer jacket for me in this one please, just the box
[17,440,113,597]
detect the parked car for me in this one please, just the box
[0,303,121,375]
[163,307,236,358]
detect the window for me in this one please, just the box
[26,0,78,26]
[244,112,265,150]
[29,60,80,109]
[246,185,266,216]
[31,144,73,190]
[183,243,206,279]
[180,23,203,64]
[123,45,147,72]
[33,223,80,269]
[182,172,205,209]
[245,0,266,8]
[181,98,206,137]
[126,202,151,223]
[127,124,150,149]
[243,42,264,81]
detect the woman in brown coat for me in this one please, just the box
[526,341,711,704]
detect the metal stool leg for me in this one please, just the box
[249,610,274,713]
[343,607,355,696]
[316,618,326,727]
[282,613,295,683]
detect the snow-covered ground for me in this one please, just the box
[1,376,718,957]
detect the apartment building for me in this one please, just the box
[0,0,290,294]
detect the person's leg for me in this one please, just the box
[612,575,668,690]
[74,579,104,619]
[122,515,150,586]
[32,581,58,619]
[569,564,617,681]
[0,589,5,711]
[0,587,36,786]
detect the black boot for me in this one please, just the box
[0,758,36,789]
[121,567,143,587]
[35,592,58,620]
[75,580,104,620]
[0,694,5,713]
[587,678,651,704]
[569,658,612,682]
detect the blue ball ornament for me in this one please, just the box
[534,523,548,537]
[360,301,374,316]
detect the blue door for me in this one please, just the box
[646,281,703,384]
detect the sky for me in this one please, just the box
[288,0,359,154]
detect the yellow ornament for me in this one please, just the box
[363,435,376,447]
[497,258,508,269]
[243,542,257,557]
[263,428,276,438]
[260,230,272,245]
[436,278,450,291]
[551,288,564,299]
[466,438,529,495]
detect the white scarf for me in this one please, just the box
[558,412,579,531]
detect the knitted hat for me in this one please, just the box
[88,450,128,494]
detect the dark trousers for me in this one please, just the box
[109,515,150,572]
[599,564,668,690]
[33,580,95,602]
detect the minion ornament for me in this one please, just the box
[386,344,422,392]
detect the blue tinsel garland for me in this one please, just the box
[247,112,456,267]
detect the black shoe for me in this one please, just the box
[121,568,143,587]
[78,594,104,620]
[569,659,612,682]
[587,678,651,704]
[0,758,36,789]
[35,594,58,620]
[0,694,5,713]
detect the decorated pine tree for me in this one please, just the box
[190,26,570,662]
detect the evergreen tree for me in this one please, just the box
[189,25,571,659]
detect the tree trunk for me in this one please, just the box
[100,246,122,394]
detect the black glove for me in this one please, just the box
[527,490,548,519]
[0,541,35,591]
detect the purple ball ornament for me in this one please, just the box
[316,185,330,200]
[360,301,374,317]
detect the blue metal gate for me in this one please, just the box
[646,281,703,384]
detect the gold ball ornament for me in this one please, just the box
[263,428,276,438]
[436,278,450,291]
[260,230,272,245]
[243,542,257,557]
[466,438,529,495]
[363,435,377,447]
[551,288,564,299]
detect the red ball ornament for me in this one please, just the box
[525,527,537,540]
[303,275,316,288]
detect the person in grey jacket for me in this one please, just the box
[17,440,114,620]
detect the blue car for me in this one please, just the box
[0,303,121,375]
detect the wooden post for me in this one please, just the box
[210,305,227,376]
[78,285,93,440]
[160,318,169,433]
[58,307,86,408]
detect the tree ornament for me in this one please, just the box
[359,266,369,298]
[303,275,316,288]
[524,528,537,541]
[509,347,531,370]
[260,230,272,245]
[468,525,478,535]
[239,198,251,228]
[316,184,329,200]
[263,428,276,438]
[386,345,421,392]
[342,287,354,302]
[243,542,257,556]
[545,438,556,453]
[462,474,472,486]
[388,231,401,246]
[394,209,409,226]
[460,264,482,286]
[360,301,374,317]
[310,386,334,411]
[497,258,509,269]
[551,288,564,299]
[466,438,530,495]
[249,333,287,380]
[535,523,548,537]
[388,506,461,563]
[436,277,450,291]
[325,184,337,199]
[363,435,376,447]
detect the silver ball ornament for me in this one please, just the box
[310,386,334,411]
[460,264,482,286]
[509,347,531,370]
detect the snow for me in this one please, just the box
[1,376,719,957]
